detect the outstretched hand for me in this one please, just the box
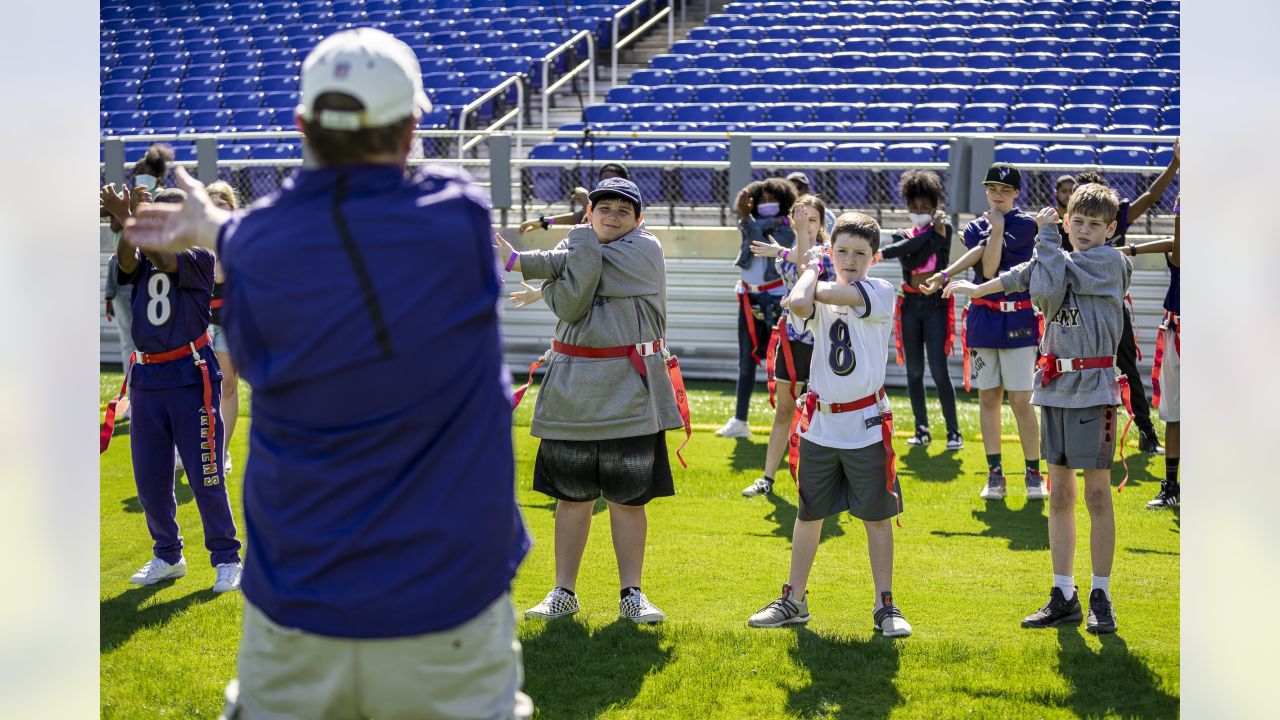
[750,239,785,258]
[508,281,542,308]
[920,273,945,294]
[494,231,519,271]
[124,167,228,253]
[942,280,979,299]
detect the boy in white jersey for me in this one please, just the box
[746,212,911,637]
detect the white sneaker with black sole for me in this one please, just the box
[619,588,665,624]
[213,562,242,593]
[742,477,774,497]
[714,417,751,439]
[946,431,964,450]
[748,583,810,628]
[905,426,931,447]
[873,592,912,637]
[524,587,580,620]
[130,556,187,585]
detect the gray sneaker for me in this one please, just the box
[979,471,1007,500]
[524,587,580,620]
[1025,469,1048,501]
[619,588,665,624]
[748,583,810,628]
[873,592,912,638]
[742,477,774,497]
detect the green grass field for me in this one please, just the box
[100,372,1179,719]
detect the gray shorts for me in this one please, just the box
[796,438,902,522]
[1040,405,1118,470]
[209,323,230,354]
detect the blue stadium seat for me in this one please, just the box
[687,26,726,41]
[1002,123,1051,141]
[692,54,736,70]
[1116,86,1167,106]
[923,85,969,105]
[1010,103,1059,126]
[1060,52,1104,70]
[767,105,814,123]
[628,69,671,86]
[968,23,1010,38]
[1096,24,1137,41]
[222,92,266,109]
[1107,53,1151,71]
[646,85,690,104]
[935,68,979,86]
[608,86,650,104]
[722,102,764,124]
[147,109,191,131]
[725,27,763,41]
[925,24,968,40]
[783,86,829,103]
[630,103,676,123]
[1078,69,1128,88]
[1060,104,1109,126]
[188,108,233,130]
[1066,86,1115,106]
[1152,53,1179,72]
[583,104,627,124]
[259,75,298,93]
[885,143,936,163]
[182,93,224,111]
[1100,145,1151,166]
[951,122,1002,133]
[739,85,782,104]
[849,121,901,133]
[757,38,800,54]
[677,142,728,204]
[973,38,1016,55]
[140,77,180,97]
[985,69,1029,87]
[1011,52,1056,70]
[863,103,911,124]
[674,104,718,123]
[736,53,777,71]
[1131,69,1178,89]
[1014,85,1064,105]
[105,110,148,133]
[912,103,960,124]
[994,144,1042,163]
[1045,145,1098,165]
[229,108,273,130]
[576,142,628,187]
[872,52,916,69]
[1159,39,1180,56]
[844,67,891,86]
[140,93,181,112]
[422,71,463,88]
[1019,38,1064,55]
[1027,69,1078,87]
[694,85,738,104]
[876,85,924,105]
[890,68,935,86]
[1055,123,1103,135]
[930,37,973,54]
[1162,106,1180,126]
[833,143,884,204]
[102,95,140,113]
[886,38,929,55]
[628,143,676,202]
[1009,23,1053,39]
[1154,145,1176,166]
[1068,38,1112,56]
[1138,24,1179,41]
[751,122,796,136]
[1112,38,1157,56]
[780,143,832,178]
[1111,105,1161,127]
[1055,23,1095,39]
[830,86,874,104]
[959,103,1009,126]
[669,39,713,55]
[672,68,717,86]
[805,69,845,87]
[965,85,1015,106]
[758,68,802,86]
[219,76,259,95]
[918,52,963,69]
[814,103,862,123]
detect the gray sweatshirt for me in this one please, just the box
[998,223,1133,409]
[518,225,683,441]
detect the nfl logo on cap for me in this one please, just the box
[984,162,1022,191]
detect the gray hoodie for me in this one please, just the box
[518,225,683,441]
[998,224,1133,409]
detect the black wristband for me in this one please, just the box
[539,214,550,231]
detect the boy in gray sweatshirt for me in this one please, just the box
[945,183,1132,635]
[497,178,684,625]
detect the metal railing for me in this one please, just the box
[540,29,597,130]
[612,0,675,88]
[458,75,525,158]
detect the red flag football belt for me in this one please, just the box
[100,332,219,479]
[510,338,692,468]
[738,278,785,365]
[893,282,955,366]
[765,314,799,409]
[1152,311,1180,410]
[960,297,1041,392]
[1036,354,1115,388]
[787,388,901,527]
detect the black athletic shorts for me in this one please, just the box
[533,432,674,506]
[773,336,814,384]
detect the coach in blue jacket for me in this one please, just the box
[127,28,532,720]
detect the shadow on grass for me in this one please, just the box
[730,436,768,474]
[762,492,846,543]
[930,501,1048,551]
[898,444,961,483]
[516,496,612,517]
[121,472,195,514]
[522,618,671,719]
[787,627,902,719]
[1112,450,1159,487]
[100,583,218,653]
[1126,547,1179,556]
[1054,626,1179,718]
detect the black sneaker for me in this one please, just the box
[1022,586,1083,628]
[1138,428,1165,455]
[905,425,931,447]
[1146,479,1180,509]
[945,431,964,450]
[1086,589,1117,634]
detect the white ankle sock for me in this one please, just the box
[1091,576,1110,599]
[1053,574,1076,600]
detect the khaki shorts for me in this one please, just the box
[1040,405,1118,470]
[221,593,533,720]
[1158,326,1180,422]
[796,438,902,522]
[970,346,1037,392]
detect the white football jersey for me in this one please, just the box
[801,276,897,450]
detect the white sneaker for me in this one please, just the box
[945,431,964,450]
[715,417,751,438]
[748,583,810,628]
[873,592,912,638]
[212,562,242,593]
[741,477,774,497]
[979,471,1007,500]
[1025,469,1048,501]
[619,588,665,624]
[524,587,580,620]
[130,556,187,585]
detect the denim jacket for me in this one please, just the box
[734,215,796,281]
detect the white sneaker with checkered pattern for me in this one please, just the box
[524,587,580,620]
[619,588,665,624]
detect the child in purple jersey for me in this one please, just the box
[113,187,242,594]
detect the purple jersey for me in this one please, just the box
[962,208,1039,348]
[1164,255,1179,315]
[117,249,219,390]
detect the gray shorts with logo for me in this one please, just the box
[797,438,902,522]
[1040,404,1118,470]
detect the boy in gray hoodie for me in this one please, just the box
[497,178,685,625]
[945,183,1132,634]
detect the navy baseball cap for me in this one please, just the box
[983,163,1022,190]
[588,177,643,213]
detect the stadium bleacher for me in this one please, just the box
[528,0,1179,203]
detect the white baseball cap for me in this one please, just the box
[297,27,431,131]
